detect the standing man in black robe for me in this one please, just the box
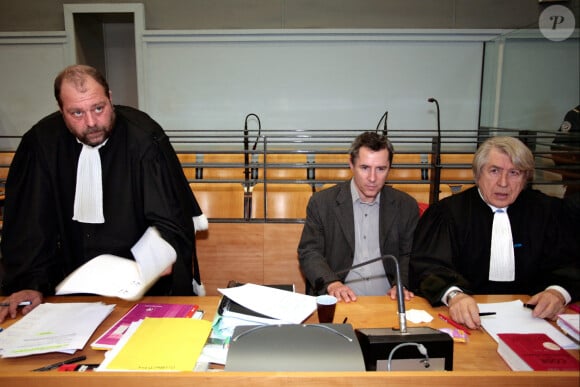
[0,65,207,322]
[410,136,578,330]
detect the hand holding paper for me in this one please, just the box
[56,227,176,300]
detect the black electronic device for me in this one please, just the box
[356,326,454,371]
[351,255,454,371]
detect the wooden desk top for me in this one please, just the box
[0,294,578,387]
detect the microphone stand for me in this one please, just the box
[332,255,406,332]
[243,114,254,220]
[352,254,454,371]
[250,114,261,181]
[428,98,442,204]
[242,113,261,220]
[389,255,407,333]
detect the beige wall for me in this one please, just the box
[1,0,574,31]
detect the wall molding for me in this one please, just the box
[0,31,66,44]
[142,28,508,43]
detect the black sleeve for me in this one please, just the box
[1,132,61,295]
[409,202,471,305]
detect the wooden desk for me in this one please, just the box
[0,295,578,386]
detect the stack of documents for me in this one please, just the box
[205,283,316,366]
[478,300,579,350]
[218,282,297,325]
[211,283,316,345]
[218,283,316,324]
[0,302,114,358]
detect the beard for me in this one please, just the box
[78,109,115,147]
[81,126,112,146]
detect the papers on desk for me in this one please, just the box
[207,283,316,365]
[91,302,202,350]
[218,283,316,324]
[478,299,579,350]
[97,317,212,372]
[0,302,114,358]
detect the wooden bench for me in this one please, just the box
[0,152,14,231]
[0,151,14,182]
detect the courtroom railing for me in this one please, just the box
[170,129,442,222]
[1,128,578,224]
[168,128,579,223]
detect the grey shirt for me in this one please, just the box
[344,180,390,295]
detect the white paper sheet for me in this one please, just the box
[0,302,115,358]
[56,228,176,301]
[478,299,578,350]
[406,309,434,323]
[218,283,316,324]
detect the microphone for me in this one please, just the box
[427,98,440,141]
[246,113,261,152]
[243,114,260,220]
[316,254,407,332]
[375,110,388,136]
[245,113,261,180]
[428,98,442,204]
[243,115,251,184]
[352,252,454,371]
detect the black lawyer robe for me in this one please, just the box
[1,106,202,296]
[409,186,579,305]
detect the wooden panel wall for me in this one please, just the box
[195,223,306,295]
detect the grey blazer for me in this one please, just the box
[298,181,419,295]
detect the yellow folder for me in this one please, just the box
[105,317,212,371]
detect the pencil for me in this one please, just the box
[438,313,471,335]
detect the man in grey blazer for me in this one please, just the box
[298,132,419,302]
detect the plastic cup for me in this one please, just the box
[316,295,337,323]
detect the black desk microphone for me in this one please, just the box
[315,254,407,333]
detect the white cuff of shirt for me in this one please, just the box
[441,286,463,306]
[130,226,177,284]
[546,285,571,305]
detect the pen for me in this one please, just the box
[479,312,496,316]
[438,313,471,335]
[33,355,87,372]
[523,303,536,310]
[0,301,32,307]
